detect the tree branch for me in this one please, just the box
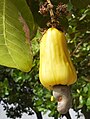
[70,35,90,56]
[70,40,83,56]
[46,0,55,25]
[47,0,54,17]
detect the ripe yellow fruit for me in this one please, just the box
[39,28,77,90]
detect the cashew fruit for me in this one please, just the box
[39,28,77,90]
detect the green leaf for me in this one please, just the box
[71,0,90,9]
[38,107,45,112]
[86,97,90,107]
[0,0,36,72]
[83,86,88,93]
[67,1,73,11]
[10,0,37,39]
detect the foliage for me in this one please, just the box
[0,0,36,72]
[0,34,58,118]
[0,0,90,119]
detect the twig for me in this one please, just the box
[70,40,82,56]
[70,35,90,56]
[46,0,55,23]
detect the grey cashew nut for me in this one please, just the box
[52,85,72,114]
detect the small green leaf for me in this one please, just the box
[86,97,90,106]
[67,1,73,11]
[38,107,45,112]
[83,86,88,93]
[79,95,84,105]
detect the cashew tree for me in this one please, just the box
[0,0,90,119]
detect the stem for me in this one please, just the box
[82,106,90,119]
[70,40,82,56]
[46,0,55,23]
[65,112,72,119]
[70,35,90,56]
[35,111,43,119]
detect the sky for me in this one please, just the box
[0,104,85,119]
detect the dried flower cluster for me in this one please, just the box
[38,1,69,28]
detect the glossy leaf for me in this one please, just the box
[0,0,36,72]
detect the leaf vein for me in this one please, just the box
[2,0,19,67]
[5,20,22,34]
[6,30,25,44]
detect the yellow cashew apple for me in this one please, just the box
[39,28,77,90]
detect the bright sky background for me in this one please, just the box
[0,104,85,119]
